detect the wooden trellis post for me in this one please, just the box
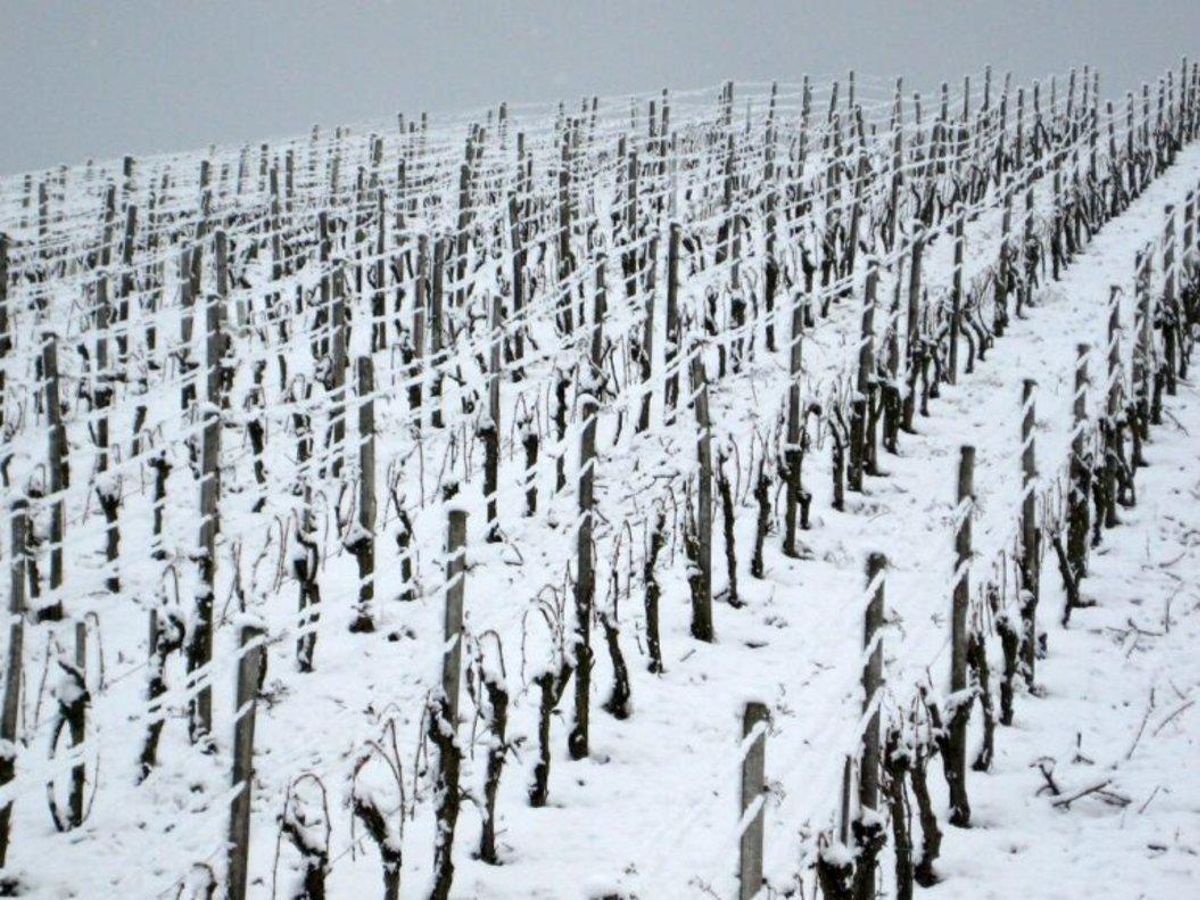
[330,265,348,479]
[94,272,120,594]
[431,237,446,429]
[948,446,974,827]
[857,551,886,900]
[571,259,606,759]
[42,333,67,623]
[190,255,224,745]
[902,226,925,431]
[350,356,377,632]
[1103,287,1122,528]
[664,222,681,423]
[764,97,779,352]
[0,234,9,358]
[484,294,502,539]
[1068,344,1091,581]
[508,194,525,366]
[1020,380,1040,689]
[862,259,880,476]
[738,701,768,900]
[1162,205,1178,396]
[783,273,807,556]
[638,234,657,433]
[0,500,28,865]
[1021,178,1035,316]
[226,620,266,900]
[849,260,878,493]
[37,181,48,258]
[442,509,467,724]
[557,128,575,333]
[690,351,714,643]
[372,190,387,352]
[411,234,428,418]
[1133,248,1154,438]
[116,203,136,363]
[180,244,198,411]
[948,215,964,384]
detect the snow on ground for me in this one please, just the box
[937,370,1200,899]
[444,145,1200,900]
[1,78,1197,900]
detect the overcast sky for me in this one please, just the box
[2,0,1198,175]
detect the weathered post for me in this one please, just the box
[1133,249,1154,443]
[0,500,28,865]
[1020,380,1040,690]
[508,194,525,366]
[996,180,1013,337]
[180,244,198,411]
[190,273,223,746]
[329,266,348,479]
[1021,179,1035,316]
[948,215,964,384]
[690,352,715,643]
[42,333,67,623]
[783,282,806,556]
[860,259,879,476]
[92,276,118,594]
[1068,344,1091,583]
[410,234,428,419]
[0,234,9,357]
[226,620,266,900]
[764,97,780,352]
[350,356,377,632]
[372,190,387,352]
[443,508,467,725]
[949,446,973,827]
[855,552,886,900]
[431,238,445,429]
[430,504,468,898]
[1103,287,1122,528]
[738,701,769,900]
[1162,205,1178,396]
[901,217,925,381]
[664,223,681,423]
[483,295,502,539]
[638,234,657,433]
[570,261,607,760]
[117,203,137,363]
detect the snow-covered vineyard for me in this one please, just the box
[0,57,1198,899]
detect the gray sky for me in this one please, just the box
[2,0,1197,175]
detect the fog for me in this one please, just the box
[2,0,1197,174]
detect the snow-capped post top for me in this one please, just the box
[231,611,267,635]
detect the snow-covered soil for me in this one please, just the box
[0,73,1196,900]
[938,365,1200,898]
[442,132,1200,900]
